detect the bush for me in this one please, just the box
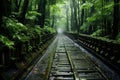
[26,25,41,39]
[0,35,14,49]
[80,23,89,34]
[1,16,55,49]
[91,29,102,37]
[2,17,29,43]
[26,11,41,24]
[44,26,56,34]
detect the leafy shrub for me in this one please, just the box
[80,23,89,34]
[0,35,14,49]
[26,11,41,22]
[2,16,55,50]
[2,17,29,43]
[26,25,41,38]
[91,29,102,37]
[44,26,56,33]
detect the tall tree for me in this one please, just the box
[38,0,47,28]
[45,0,51,26]
[81,0,85,26]
[70,0,78,31]
[0,0,3,28]
[19,0,29,23]
[0,0,11,33]
[66,5,69,31]
[112,0,119,39]
[72,0,78,32]
[77,0,81,33]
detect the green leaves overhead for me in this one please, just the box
[87,12,102,23]
[26,11,41,20]
[81,1,93,9]
[102,2,114,16]
[50,0,64,5]
[50,4,61,15]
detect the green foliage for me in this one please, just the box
[91,29,102,37]
[81,1,93,9]
[0,35,14,49]
[93,0,102,11]
[50,4,61,16]
[26,11,41,24]
[26,11,41,20]
[27,25,41,38]
[3,17,27,34]
[1,16,48,50]
[13,33,29,43]
[3,17,29,42]
[79,0,114,38]
[87,12,102,23]
[102,2,114,16]
[80,23,89,34]
[28,45,33,52]
[34,25,41,35]
[44,26,56,33]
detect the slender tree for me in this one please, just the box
[38,0,47,28]
[66,5,69,31]
[72,0,78,32]
[0,0,3,32]
[77,0,81,33]
[19,0,29,23]
[112,0,119,39]
[70,0,74,31]
[81,0,85,26]
[0,0,11,33]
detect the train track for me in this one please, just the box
[44,34,108,80]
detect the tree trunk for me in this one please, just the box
[0,0,3,29]
[2,0,11,16]
[81,0,85,26]
[38,0,47,28]
[70,0,75,31]
[0,0,11,33]
[72,0,78,32]
[19,0,29,23]
[66,6,69,31]
[45,0,50,26]
[51,15,55,28]
[14,0,19,12]
[18,0,22,10]
[112,0,119,39]
[77,0,80,33]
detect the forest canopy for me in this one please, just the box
[0,0,120,45]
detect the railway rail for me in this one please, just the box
[44,34,108,80]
